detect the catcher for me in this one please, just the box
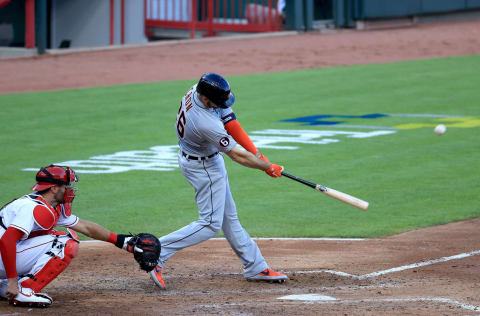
[0,164,160,307]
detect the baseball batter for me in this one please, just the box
[0,165,136,307]
[150,73,287,289]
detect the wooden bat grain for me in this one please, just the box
[282,171,369,211]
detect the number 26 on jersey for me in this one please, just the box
[176,91,193,139]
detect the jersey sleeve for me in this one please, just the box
[56,204,79,228]
[220,108,236,125]
[199,122,237,152]
[8,204,37,236]
[0,227,25,278]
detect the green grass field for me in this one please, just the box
[1,55,479,239]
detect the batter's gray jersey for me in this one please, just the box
[175,84,237,157]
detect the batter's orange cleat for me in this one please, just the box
[149,265,166,290]
[246,268,288,283]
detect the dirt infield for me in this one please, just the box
[1,219,479,315]
[1,19,480,95]
[1,19,480,315]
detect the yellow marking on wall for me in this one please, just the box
[394,117,480,130]
[437,117,480,128]
[395,123,434,130]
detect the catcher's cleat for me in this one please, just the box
[149,265,166,290]
[9,287,52,308]
[246,268,288,283]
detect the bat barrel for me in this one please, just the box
[322,187,369,211]
[282,171,369,211]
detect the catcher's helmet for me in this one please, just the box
[31,165,78,192]
[196,73,235,108]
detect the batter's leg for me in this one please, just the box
[158,156,227,266]
[221,169,268,278]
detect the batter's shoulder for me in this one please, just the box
[196,115,224,133]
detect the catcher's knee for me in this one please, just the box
[21,237,79,293]
[63,238,79,263]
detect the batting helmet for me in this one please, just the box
[196,73,235,108]
[31,165,78,192]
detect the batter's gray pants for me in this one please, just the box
[158,152,268,278]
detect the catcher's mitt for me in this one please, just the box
[127,233,161,272]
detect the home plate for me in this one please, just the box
[278,294,337,301]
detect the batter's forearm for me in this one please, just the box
[227,147,270,171]
[238,154,270,170]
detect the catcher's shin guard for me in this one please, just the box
[20,237,79,293]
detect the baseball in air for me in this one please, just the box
[434,124,447,135]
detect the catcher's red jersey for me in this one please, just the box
[0,194,78,239]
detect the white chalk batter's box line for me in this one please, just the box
[276,295,480,312]
[195,297,480,313]
[197,297,480,313]
[156,283,400,296]
[294,249,480,280]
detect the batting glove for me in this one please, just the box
[266,164,283,178]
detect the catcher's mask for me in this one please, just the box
[31,165,79,203]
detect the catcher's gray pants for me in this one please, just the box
[158,152,268,278]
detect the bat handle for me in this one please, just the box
[282,171,315,188]
[282,171,326,192]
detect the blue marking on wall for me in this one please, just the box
[280,114,388,126]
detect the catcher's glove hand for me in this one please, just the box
[127,233,161,272]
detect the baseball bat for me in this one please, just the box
[281,171,369,211]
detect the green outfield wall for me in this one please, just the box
[332,0,480,27]
[355,0,480,19]
[287,0,480,30]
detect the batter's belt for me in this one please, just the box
[182,151,218,161]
